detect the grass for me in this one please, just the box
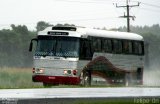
[74,100,134,104]
[0,67,43,89]
[74,98,160,104]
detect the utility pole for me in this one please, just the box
[116,0,140,32]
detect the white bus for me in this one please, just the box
[29,26,144,86]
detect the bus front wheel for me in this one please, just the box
[81,71,91,86]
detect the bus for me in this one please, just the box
[29,26,144,86]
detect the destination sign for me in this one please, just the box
[48,32,69,36]
[52,27,76,31]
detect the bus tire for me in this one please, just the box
[125,80,129,87]
[125,78,131,87]
[82,71,91,87]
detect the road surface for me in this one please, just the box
[0,87,160,104]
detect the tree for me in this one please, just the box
[11,24,29,35]
[36,21,52,31]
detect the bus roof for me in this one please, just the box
[38,26,144,41]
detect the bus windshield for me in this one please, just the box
[35,36,79,58]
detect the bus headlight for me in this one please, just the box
[67,70,71,74]
[34,68,45,74]
[64,70,68,75]
[64,70,71,75]
[64,70,76,75]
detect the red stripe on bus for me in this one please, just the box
[32,75,80,85]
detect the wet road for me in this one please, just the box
[0,87,160,98]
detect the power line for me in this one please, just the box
[53,0,112,4]
[0,16,119,27]
[140,2,160,8]
[131,1,160,14]
[140,7,160,13]
[48,17,118,23]
[54,0,137,4]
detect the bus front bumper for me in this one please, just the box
[32,75,80,85]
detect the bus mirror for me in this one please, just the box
[29,42,33,52]
[29,38,37,52]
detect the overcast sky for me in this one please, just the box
[0,0,160,30]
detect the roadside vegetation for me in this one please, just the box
[0,67,43,89]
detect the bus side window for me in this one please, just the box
[128,41,133,54]
[113,40,122,54]
[102,39,112,53]
[80,39,92,60]
[92,38,101,52]
[123,40,132,54]
[133,41,143,55]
